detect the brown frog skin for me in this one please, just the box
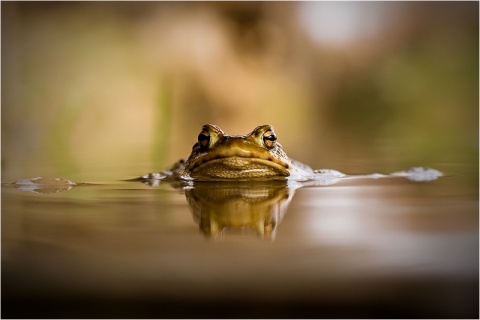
[175,124,313,181]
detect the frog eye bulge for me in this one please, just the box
[263,131,277,148]
[198,131,210,149]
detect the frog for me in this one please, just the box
[0,123,341,192]
[4,124,443,193]
[150,124,315,182]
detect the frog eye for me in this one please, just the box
[198,131,210,149]
[263,131,277,148]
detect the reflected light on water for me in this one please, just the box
[298,183,478,277]
[302,185,390,245]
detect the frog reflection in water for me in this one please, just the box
[186,180,292,239]
[150,124,314,182]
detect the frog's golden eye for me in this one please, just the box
[198,131,210,149]
[263,130,277,149]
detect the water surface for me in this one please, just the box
[2,172,478,318]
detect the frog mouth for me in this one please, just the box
[189,156,290,179]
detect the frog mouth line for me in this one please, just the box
[189,156,290,177]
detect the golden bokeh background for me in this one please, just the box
[2,2,478,182]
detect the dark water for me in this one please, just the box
[1,173,478,318]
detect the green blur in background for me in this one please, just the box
[2,2,478,183]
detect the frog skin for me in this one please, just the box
[165,124,314,181]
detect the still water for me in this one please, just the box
[1,170,478,318]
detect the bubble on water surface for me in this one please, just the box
[391,167,444,182]
[12,177,77,193]
[309,169,346,186]
[141,172,167,180]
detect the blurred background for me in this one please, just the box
[2,2,478,182]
